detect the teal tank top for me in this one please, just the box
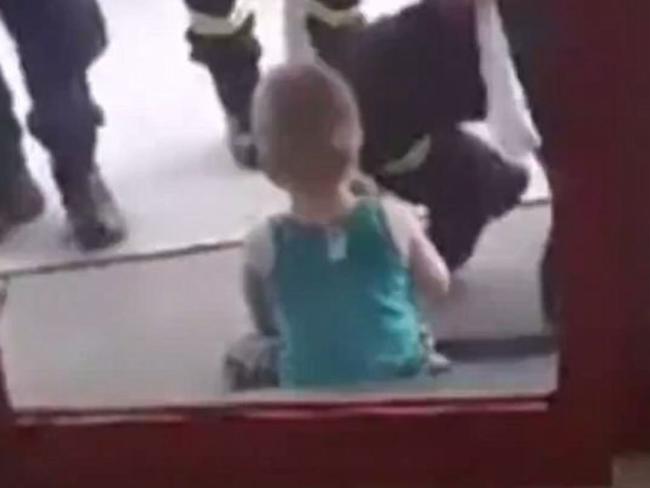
[270,199,425,388]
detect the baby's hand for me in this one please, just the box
[385,194,429,230]
[350,172,380,196]
[413,204,429,230]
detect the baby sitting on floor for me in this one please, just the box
[224,62,450,391]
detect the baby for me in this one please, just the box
[224,62,450,390]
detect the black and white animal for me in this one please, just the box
[305,0,530,272]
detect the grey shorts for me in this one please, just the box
[223,330,446,392]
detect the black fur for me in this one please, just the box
[308,0,529,271]
[375,129,528,271]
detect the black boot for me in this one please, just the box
[206,58,259,169]
[187,11,261,169]
[305,1,365,70]
[55,168,125,251]
[225,114,257,170]
[0,168,45,242]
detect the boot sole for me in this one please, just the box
[71,221,126,252]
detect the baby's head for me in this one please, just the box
[252,62,363,194]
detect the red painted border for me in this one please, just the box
[1,0,644,485]
[4,408,609,488]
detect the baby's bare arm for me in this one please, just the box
[242,264,280,337]
[409,221,451,301]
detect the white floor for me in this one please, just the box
[0,0,554,411]
[0,206,552,410]
[0,0,548,276]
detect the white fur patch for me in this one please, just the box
[188,0,254,37]
[381,135,432,176]
[305,0,363,28]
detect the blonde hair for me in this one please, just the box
[252,62,363,191]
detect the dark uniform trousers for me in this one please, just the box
[182,0,363,131]
[0,0,106,195]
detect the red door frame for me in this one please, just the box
[615,148,650,453]
[614,0,650,451]
[0,0,641,485]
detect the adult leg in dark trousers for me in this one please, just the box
[0,65,45,242]
[182,0,363,168]
[0,0,125,250]
[498,1,560,328]
[304,0,364,67]
[183,0,261,168]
